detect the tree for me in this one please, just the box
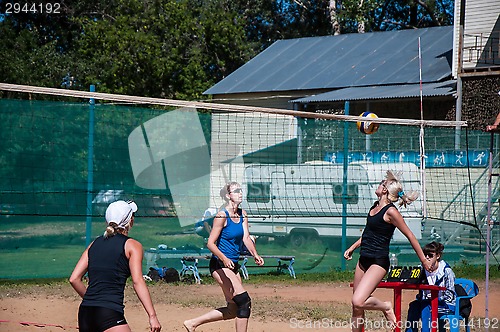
[0,0,454,100]
[328,0,453,34]
[0,0,258,99]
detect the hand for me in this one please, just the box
[222,257,235,270]
[486,124,498,132]
[343,249,353,260]
[422,260,433,272]
[254,254,264,266]
[149,315,161,332]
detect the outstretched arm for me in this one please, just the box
[126,239,162,332]
[386,208,431,271]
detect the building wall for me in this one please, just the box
[459,75,500,130]
[452,0,462,77]
[453,0,500,76]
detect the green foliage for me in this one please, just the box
[0,0,453,101]
[0,0,258,100]
[242,269,355,285]
[333,0,453,33]
[452,259,500,281]
[0,23,69,89]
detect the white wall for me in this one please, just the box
[453,0,500,76]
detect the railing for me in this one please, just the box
[439,151,500,254]
[439,156,497,222]
[462,31,500,67]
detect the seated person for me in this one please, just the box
[194,207,217,239]
[195,186,228,239]
[405,241,456,332]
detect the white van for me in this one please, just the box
[241,162,422,246]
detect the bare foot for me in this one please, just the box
[383,301,397,328]
[183,320,196,332]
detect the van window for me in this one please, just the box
[247,183,271,203]
[332,184,359,204]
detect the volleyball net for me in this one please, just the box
[0,83,498,278]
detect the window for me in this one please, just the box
[246,183,271,203]
[332,184,359,204]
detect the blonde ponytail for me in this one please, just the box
[397,190,419,208]
[384,170,419,208]
[104,222,118,238]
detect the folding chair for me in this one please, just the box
[439,278,479,332]
[180,258,202,284]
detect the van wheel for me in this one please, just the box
[307,233,322,246]
[289,232,307,248]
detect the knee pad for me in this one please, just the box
[232,291,251,318]
[217,302,238,320]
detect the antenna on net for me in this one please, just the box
[418,37,427,218]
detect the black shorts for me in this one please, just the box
[209,256,240,275]
[78,305,127,332]
[358,255,390,272]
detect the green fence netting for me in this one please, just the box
[0,98,497,279]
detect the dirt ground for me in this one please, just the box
[1,279,499,332]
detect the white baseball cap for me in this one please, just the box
[105,200,138,228]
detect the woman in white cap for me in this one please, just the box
[70,200,161,332]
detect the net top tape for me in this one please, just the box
[0,83,467,127]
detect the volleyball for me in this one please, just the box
[357,112,380,135]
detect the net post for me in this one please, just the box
[85,84,96,247]
[485,130,494,328]
[341,100,350,271]
[454,76,463,149]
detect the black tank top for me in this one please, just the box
[81,234,130,313]
[359,202,396,258]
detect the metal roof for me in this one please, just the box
[204,26,453,95]
[292,80,456,103]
